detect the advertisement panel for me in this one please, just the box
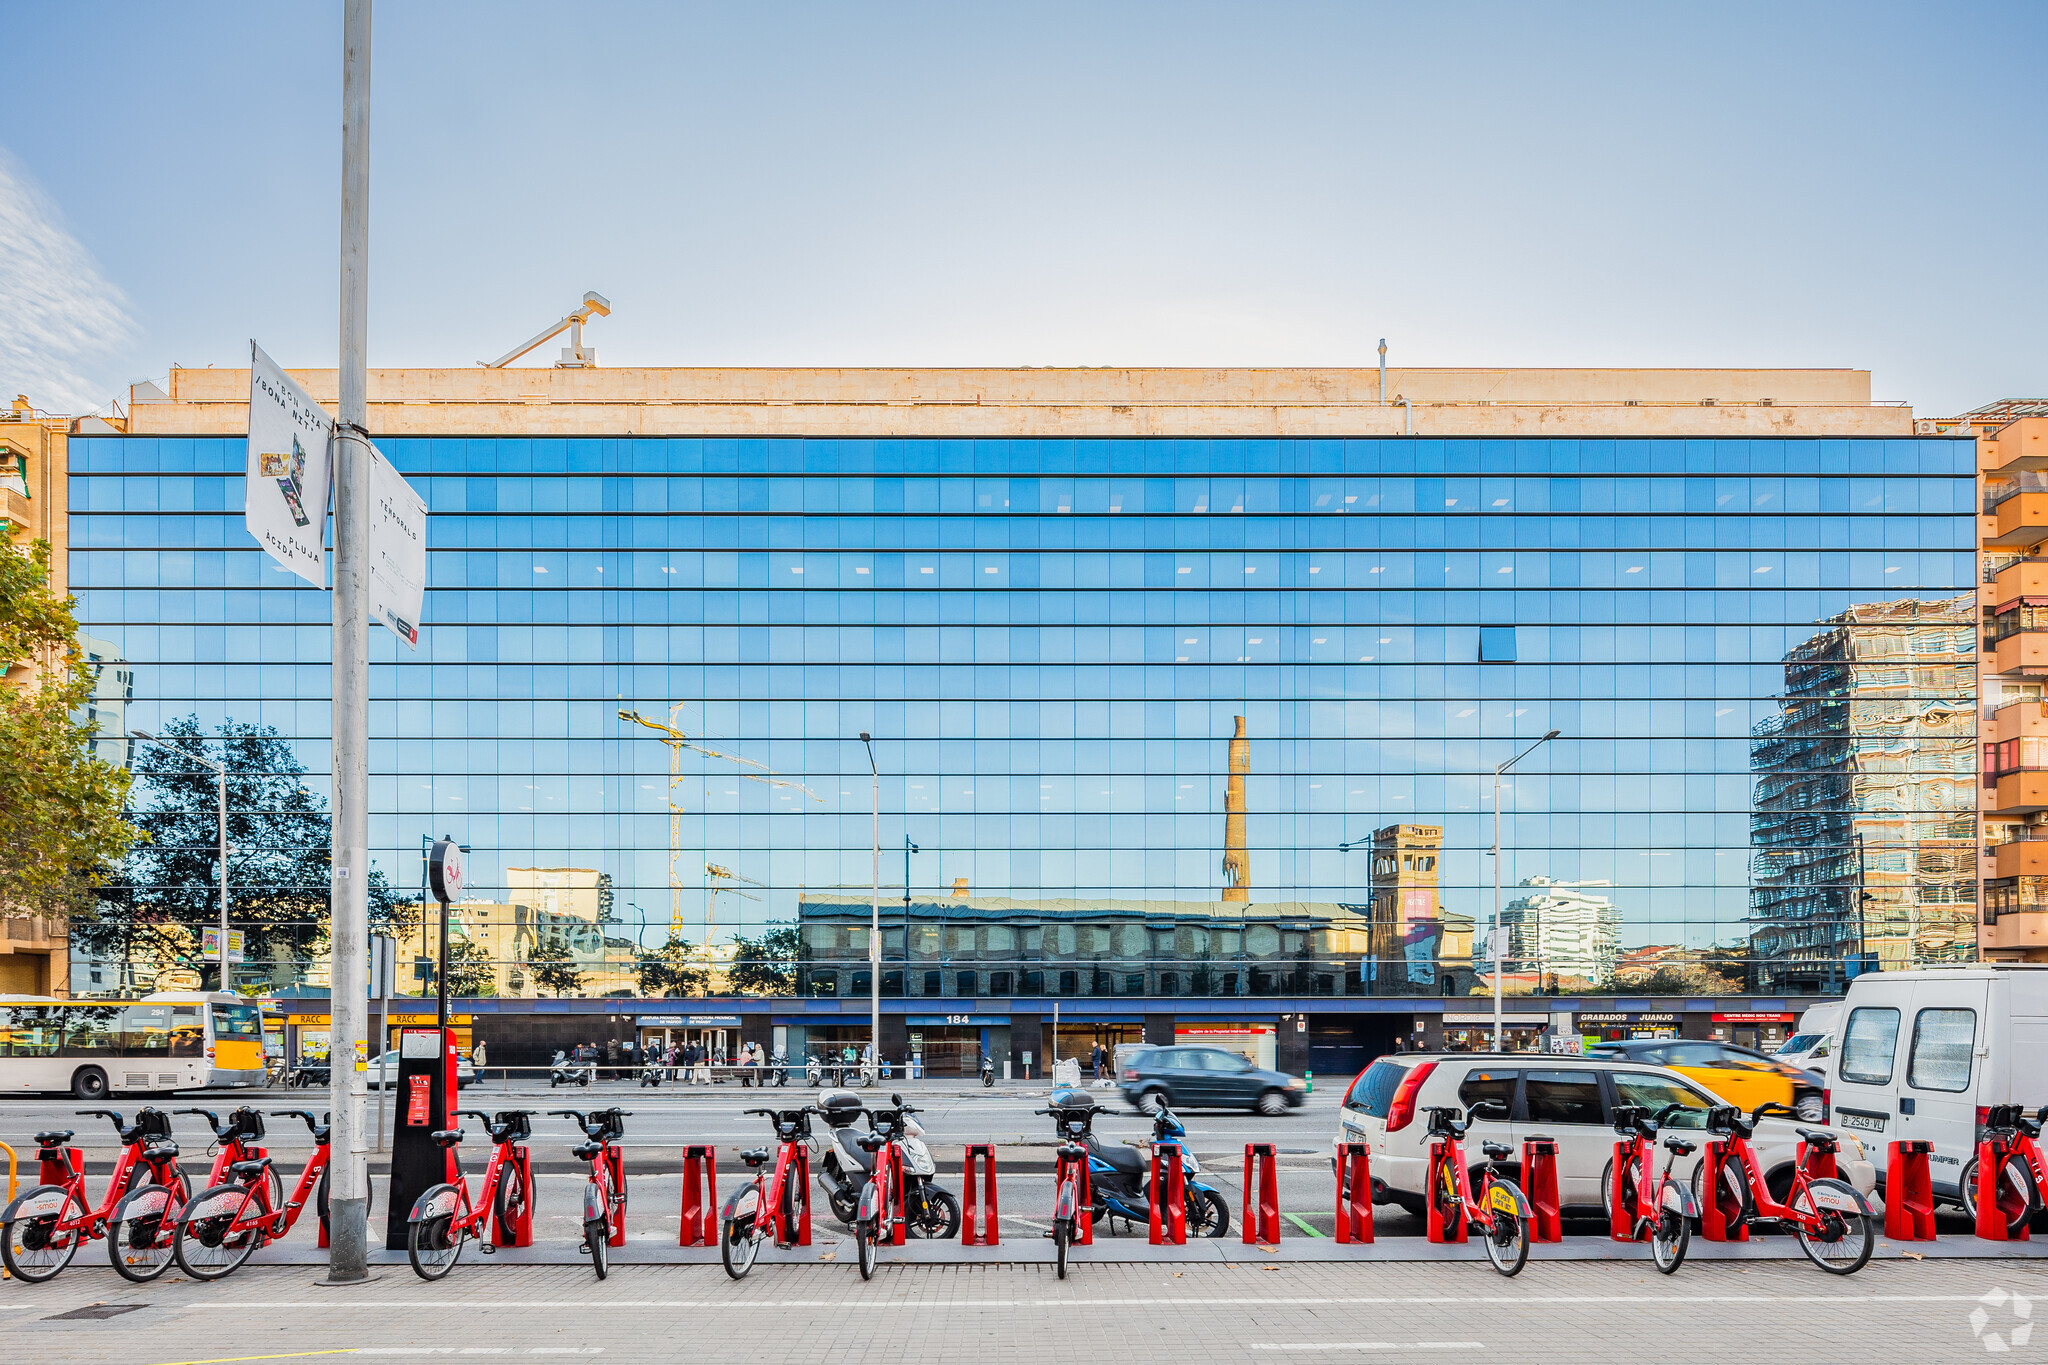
[244,342,332,587]
[366,439,427,646]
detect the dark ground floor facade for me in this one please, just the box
[273,994,1828,1082]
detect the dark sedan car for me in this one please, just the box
[1119,1044,1306,1116]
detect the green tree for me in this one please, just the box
[74,715,405,990]
[527,937,586,997]
[727,923,800,996]
[635,935,708,997]
[0,540,138,917]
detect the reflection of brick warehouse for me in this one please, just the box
[1749,596,1978,993]
[1366,824,1471,995]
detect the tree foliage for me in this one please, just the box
[437,935,498,997]
[74,715,405,989]
[635,935,708,998]
[0,540,137,916]
[727,923,800,996]
[526,937,586,997]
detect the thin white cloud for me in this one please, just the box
[0,150,134,414]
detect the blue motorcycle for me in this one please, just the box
[1046,1087,1230,1237]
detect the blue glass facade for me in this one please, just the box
[68,435,1978,1006]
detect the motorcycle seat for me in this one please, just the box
[1663,1138,1698,1157]
[430,1128,465,1149]
[834,1126,876,1172]
[34,1129,74,1146]
[230,1157,273,1180]
[1093,1141,1146,1176]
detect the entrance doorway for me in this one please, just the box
[1051,1023,1141,1075]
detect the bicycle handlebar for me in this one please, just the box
[175,1107,223,1134]
[267,1110,323,1137]
[1749,1102,1796,1121]
[76,1109,127,1136]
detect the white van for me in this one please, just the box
[1775,1001,1843,1076]
[1825,966,2048,1217]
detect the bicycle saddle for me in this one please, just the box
[739,1147,770,1167]
[430,1128,465,1149]
[141,1140,180,1161]
[1795,1129,1838,1154]
[230,1157,273,1180]
[1480,1141,1513,1161]
[1663,1138,1698,1157]
[856,1133,888,1152]
[572,1142,604,1161]
[34,1129,74,1146]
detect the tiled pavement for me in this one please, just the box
[4,1258,2047,1364]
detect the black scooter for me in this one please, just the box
[1045,1087,1229,1237]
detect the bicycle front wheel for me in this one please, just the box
[108,1183,183,1282]
[2,1185,87,1284]
[175,1184,262,1281]
[1053,1216,1070,1279]
[1791,1177,1873,1276]
[856,1214,878,1280]
[722,1186,762,1280]
[585,1216,609,1280]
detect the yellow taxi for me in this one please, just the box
[1588,1039,1824,1119]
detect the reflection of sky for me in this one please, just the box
[68,436,1977,954]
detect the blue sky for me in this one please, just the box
[4,2,2042,415]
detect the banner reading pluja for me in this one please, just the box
[245,342,333,587]
[365,439,427,648]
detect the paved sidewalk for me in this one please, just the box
[4,1259,2047,1364]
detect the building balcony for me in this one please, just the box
[1993,771,2048,814]
[1983,911,2048,956]
[0,485,28,542]
[1993,558,2048,606]
[1992,833,2048,879]
[1987,491,2048,547]
[1992,699,2048,743]
[1994,630,2048,676]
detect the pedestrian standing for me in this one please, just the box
[605,1036,620,1081]
[694,1041,711,1086]
[472,1037,487,1082]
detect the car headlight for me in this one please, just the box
[1287,1078,1306,1089]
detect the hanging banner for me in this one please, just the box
[244,342,334,587]
[366,439,427,647]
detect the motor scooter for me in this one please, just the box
[980,1053,995,1088]
[770,1049,790,1087]
[805,1054,823,1087]
[1043,1087,1228,1237]
[638,1055,664,1088]
[551,1050,592,1088]
[812,1091,960,1237]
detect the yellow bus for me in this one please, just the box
[0,992,269,1098]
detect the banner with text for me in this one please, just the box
[244,342,333,587]
[366,439,427,647]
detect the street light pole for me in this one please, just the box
[1492,729,1561,1053]
[131,730,229,991]
[860,733,880,1085]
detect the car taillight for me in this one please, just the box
[1821,1087,1831,1122]
[1384,1061,1436,1133]
[1122,1069,1138,1080]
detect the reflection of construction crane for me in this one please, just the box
[620,706,821,938]
[704,863,763,937]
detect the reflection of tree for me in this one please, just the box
[440,937,497,997]
[727,923,799,996]
[527,939,586,997]
[635,936,708,998]
[75,717,405,989]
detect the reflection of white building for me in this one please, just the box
[79,634,133,767]
[1497,878,1620,986]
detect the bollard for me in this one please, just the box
[603,1144,627,1247]
[1242,1143,1281,1245]
[1697,1140,1749,1242]
[883,1150,909,1247]
[1334,1143,1374,1244]
[961,1143,1000,1246]
[679,1143,719,1247]
[39,1142,83,1188]
[1607,1141,1641,1242]
[491,1144,535,1247]
[1424,1139,1467,1243]
[1521,1138,1561,1243]
[1304,1071,1313,1095]
[1974,1138,2032,1243]
[1884,1140,1936,1242]
[1149,1140,1187,1245]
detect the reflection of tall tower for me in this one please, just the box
[1221,715,1250,901]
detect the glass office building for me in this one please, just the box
[67,434,1977,1062]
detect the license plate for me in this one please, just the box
[1837,1111,1887,1133]
[1487,1185,1519,1215]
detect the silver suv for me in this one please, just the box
[1333,1052,1877,1216]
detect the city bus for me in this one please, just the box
[0,991,270,1097]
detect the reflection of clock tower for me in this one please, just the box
[1368,824,1465,994]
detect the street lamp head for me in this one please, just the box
[858,731,871,744]
[1543,728,1562,740]
[132,727,155,740]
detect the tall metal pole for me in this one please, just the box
[1490,730,1560,1053]
[861,734,880,1084]
[217,766,230,990]
[326,0,372,1282]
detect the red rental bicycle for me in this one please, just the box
[1421,1102,1534,1277]
[1,1108,191,1285]
[721,1106,815,1280]
[1698,1102,1874,1274]
[549,1108,630,1279]
[1608,1103,1701,1274]
[1965,1104,2048,1234]
[404,1109,535,1281]
[172,1111,333,1281]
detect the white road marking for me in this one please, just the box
[1250,1345,1485,1353]
[202,1294,1998,1310]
